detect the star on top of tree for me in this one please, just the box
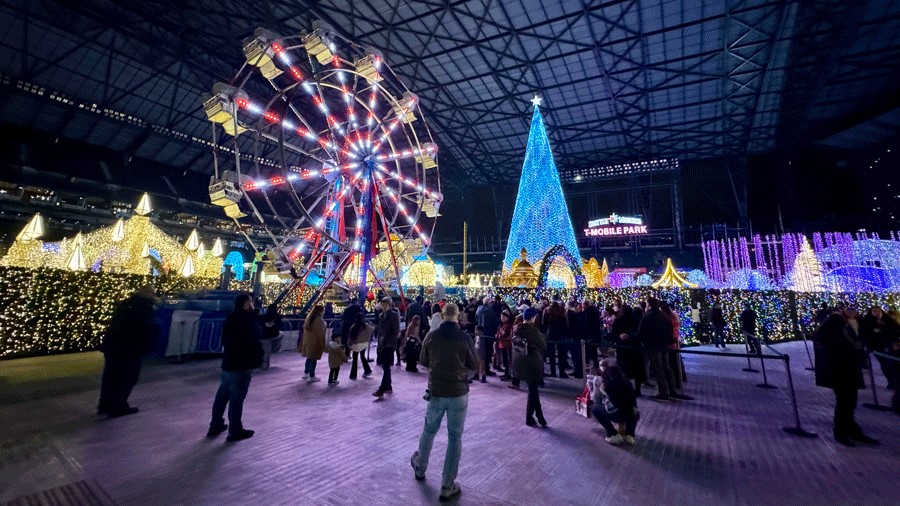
[530,94,542,108]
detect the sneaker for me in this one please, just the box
[308,376,321,383]
[363,372,373,379]
[107,407,139,418]
[329,380,339,386]
[410,451,425,480]
[624,435,635,445]
[302,373,309,380]
[226,429,255,442]
[605,434,625,445]
[507,384,520,390]
[372,390,385,398]
[480,376,487,383]
[439,482,461,501]
[537,417,548,428]
[207,424,228,438]
[525,418,538,427]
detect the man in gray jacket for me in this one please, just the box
[410,303,477,501]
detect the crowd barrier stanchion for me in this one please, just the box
[780,352,818,438]
[862,353,893,412]
[754,335,775,389]
[742,332,760,373]
[799,331,815,371]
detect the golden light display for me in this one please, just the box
[0,196,223,277]
[501,248,538,288]
[651,258,697,288]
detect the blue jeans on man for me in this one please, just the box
[413,394,469,488]
[210,370,252,434]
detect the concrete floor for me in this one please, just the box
[0,342,897,506]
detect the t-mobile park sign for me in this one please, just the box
[584,213,648,237]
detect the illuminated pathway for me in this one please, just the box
[1,342,897,505]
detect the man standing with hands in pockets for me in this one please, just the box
[410,303,478,501]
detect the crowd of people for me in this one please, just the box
[96,287,897,500]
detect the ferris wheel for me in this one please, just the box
[203,23,442,307]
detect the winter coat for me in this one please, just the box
[710,307,726,328]
[300,316,327,360]
[638,309,673,349]
[221,309,264,372]
[102,294,159,359]
[612,308,645,382]
[813,314,865,390]
[514,323,547,384]
[326,339,347,369]
[349,322,374,350]
[377,308,401,365]
[341,304,363,339]
[476,305,499,336]
[429,313,444,333]
[420,322,478,397]
[261,308,281,340]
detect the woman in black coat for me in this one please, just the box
[611,305,647,396]
[813,312,879,447]
[514,309,548,427]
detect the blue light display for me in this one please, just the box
[503,104,581,270]
[223,251,245,281]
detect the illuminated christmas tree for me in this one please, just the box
[503,96,581,270]
[790,237,824,292]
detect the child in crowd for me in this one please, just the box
[590,358,639,445]
[326,332,347,386]
[474,325,487,383]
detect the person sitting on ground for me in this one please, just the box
[590,358,639,446]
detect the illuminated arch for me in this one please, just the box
[536,244,586,289]
[223,250,246,281]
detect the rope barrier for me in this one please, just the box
[862,351,895,412]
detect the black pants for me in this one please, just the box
[481,336,495,372]
[833,387,862,439]
[328,367,340,383]
[349,351,372,379]
[585,341,600,369]
[592,404,637,437]
[98,354,142,414]
[744,332,761,355]
[648,348,677,398]
[526,381,545,423]
[499,348,510,375]
[379,349,394,390]
[546,338,569,376]
[571,339,584,377]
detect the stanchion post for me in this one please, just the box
[742,331,759,373]
[800,331,815,371]
[862,353,892,411]
[781,353,818,438]
[756,347,776,389]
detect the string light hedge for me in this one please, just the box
[0,266,216,358]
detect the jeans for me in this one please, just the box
[260,339,274,369]
[526,381,545,423]
[380,361,392,391]
[668,349,684,391]
[712,326,725,347]
[350,351,372,379]
[98,354,143,414]
[592,404,637,437]
[648,348,677,398]
[211,370,252,434]
[833,387,862,439]
[499,348,510,375]
[415,394,469,489]
[304,358,318,377]
[546,336,568,376]
[328,367,340,383]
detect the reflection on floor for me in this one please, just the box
[1,342,897,505]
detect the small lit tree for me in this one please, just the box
[790,237,824,292]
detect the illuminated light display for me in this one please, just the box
[584,213,648,237]
[503,98,580,271]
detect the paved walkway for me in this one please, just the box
[1,342,897,505]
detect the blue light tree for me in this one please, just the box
[503,98,581,270]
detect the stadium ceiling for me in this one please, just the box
[1,0,899,189]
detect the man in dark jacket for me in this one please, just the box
[406,296,428,331]
[475,297,499,379]
[208,292,263,442]
[410,303,477,501]
[374,297,401,398]
[97,285,159,418]
[638,298,677,402]
[739,304,760,354]
[341,298,364,355]
[710,303,726,348]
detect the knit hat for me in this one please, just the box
[523,307,539,321]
